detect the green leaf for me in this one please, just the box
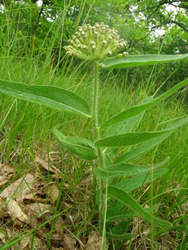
[103,96,153,137]
[108,186,172,229]
[107,200,125,219]
[102,54,188,69]
[97,116,188,148]
[95,130,167,147]
[115,116,188,164]
[106,232,134,240]
[0,80,91,117]
[53,128,97,160]
[101,78,188,128]
[94,157,169,179]
[115,131,172,164]
[115,168,168,193]
[166,116,188,130]
[107,204,159,222]
[107,169,167,219]
[109,221,131,241]
[107,210,139,222]
[104,97,153,166]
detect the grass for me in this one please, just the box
[1,3,188,249]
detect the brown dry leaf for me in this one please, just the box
[63,233,76,250]
[85,231,109,250]
[0,197,6,217]
[24,203,52,218]
[48,185,59,205]
[9,234,46,250]
[19,235,31,250]
[35,156,61,175]
[0,163,15,188]
[51,231,64,241]
[50,216,65,245]
[50,247,64,250]
[0,231,6,244]
[0,173,34,201]
[32,236,47,250]
[30,177,47,201]
[4,227,31,250]
[21,193,46,204]
[54,215,64,233]
[182,201,188,213]
[7,199,28,223]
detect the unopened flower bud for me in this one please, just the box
[68,39,74,44]
[123,52,128,57]
[99,63,105,68]
[116,53,123,59]
[64,22,128,61]
[67,51,73,56]
[90,41,95,45]
[119,43,125,48]
[75,39,80,44]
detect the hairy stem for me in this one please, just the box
[93,61,107,246]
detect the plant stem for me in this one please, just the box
[93,61,106,240]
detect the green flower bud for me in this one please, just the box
[92,45,96,50]
[64,22,128,61]
[123,52,129,57]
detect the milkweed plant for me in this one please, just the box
[0,22,188,249]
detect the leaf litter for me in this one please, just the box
[0,156,102,249]
[0,148,186,249]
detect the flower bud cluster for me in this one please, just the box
[64,22,127,61]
